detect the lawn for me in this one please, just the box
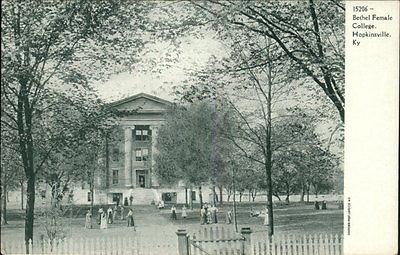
[1,201,343,246]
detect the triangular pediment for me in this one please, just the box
[110,93,172,114]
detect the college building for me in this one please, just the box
[68,93,213,205]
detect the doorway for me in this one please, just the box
[138,174,146,188]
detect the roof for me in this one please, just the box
[109,93,173,108]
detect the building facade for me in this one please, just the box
[33,93,214,206]
[104,93,171,204]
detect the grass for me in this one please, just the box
[1,201,343,245]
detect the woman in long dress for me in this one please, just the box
[226,210,232,224]
[200,206,206,224]
[211,205,218,224]
[97,208,103,225]
[120,205,125,220]
[107,207,113,224]
[263,207,269,226]
[181,206,187,219]
[171,205,177,220]
[85,210,92,229]
[127,209,136,230]
[100,211,108,229]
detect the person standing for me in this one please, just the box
[107,207,113,224]
[181,205,187,219]
[263,207,269,226]
[85,210,92,229]
[211,204,218,224]
[120,205,125,220]
[226,210,232,224]
[97,208,103,225]
[206,205,211,224]
[129,195,133,206]
[200,206,206,225]
[100,210,108,229]
[113,205,118,221]
[171,205,177,220]
[127,208,135,230]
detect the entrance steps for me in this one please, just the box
[130,188,158,205]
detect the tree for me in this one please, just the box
[155,101,235,208]
[185,0,345,122]
[1,0,156,247]
[0,140,23,225]
[34,90,114,208]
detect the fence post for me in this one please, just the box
[241,227,252,255]
[176,229,189,255]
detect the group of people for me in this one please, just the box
[84,204,135,230]
[200,204,219,224]
[170,205,187,220]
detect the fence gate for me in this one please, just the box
[186,226,249,255]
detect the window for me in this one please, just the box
[112,148,119,161]
[134,125,151,141]
[135,149,142,161]
[142,148,149,161]
[87,192,92,202]
[112,193,122,203]
[162,192,177,203]
[191,191,196,201]
[40,190,46,199]
[112,170,119,184]
[135,148,150,161]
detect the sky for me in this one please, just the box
[94,35,226,103]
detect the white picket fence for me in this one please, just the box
[1,230,342,255]
[185,226,343,255]
[1,236,177,255]
[252,234,343,255]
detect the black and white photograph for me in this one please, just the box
[0,1,397,255]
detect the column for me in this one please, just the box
[176,229,189,255]
[124,127,132,187]
[150,125,159,187]
[240,227,252,255]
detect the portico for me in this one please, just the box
[109,93,171,190]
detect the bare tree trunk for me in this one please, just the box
[251,190,257,202]
[226,188,231,202]
[198,186,203,209]
[189,187,193,209]
[90,174,95,215]
[105,135,110,188]
[300,183,305,202]
[218,186,223,205]
[232,168,237,233]
[20,181,24,210]
[25,176,35,251]
[248,190,251,202]
[2,182,7,225]
[185,188,188,206]
[239,192,243,202]
[212,186,217,205]
[264,42,274,237]
[306,184,310,203]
